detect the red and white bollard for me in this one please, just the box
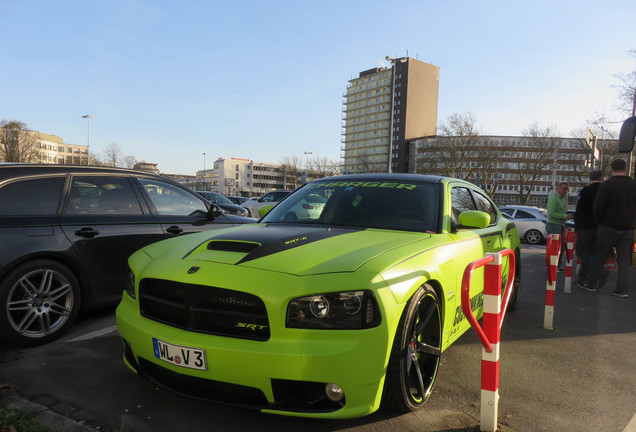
[545,234,561,330]
[564,229,576,294]
[480,253,504,432]
[461,250,515,432]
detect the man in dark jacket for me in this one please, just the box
[574,169,603,288]
[579,159,636,297]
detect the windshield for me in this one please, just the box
[261,179,440,232]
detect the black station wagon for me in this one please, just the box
[0,164,256,346]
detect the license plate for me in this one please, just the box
[152,338,207,371]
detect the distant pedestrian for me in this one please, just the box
[578,158,636,297]
[574,170,603,286]
[546,182,573,270]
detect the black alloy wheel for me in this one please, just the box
[383,284,442,412]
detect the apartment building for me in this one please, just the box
[411,135,621,207]
[42,133,90,165]
[0,130,89,165]
[196,158,304,197]
[341,57,439,174]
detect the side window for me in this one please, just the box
[451,187,477,222]
[473,191,497,225]
[0,177,65,215]
[500,208,514,217]
[138,179,208,216]
[66,176,143,215]
[515,210,533,219]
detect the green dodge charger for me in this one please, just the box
[116,173,521,419]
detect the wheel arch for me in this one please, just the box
[0,252,92,309]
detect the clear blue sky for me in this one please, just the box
[1,0,634,174]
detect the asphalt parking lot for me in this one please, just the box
[2,244,636,432]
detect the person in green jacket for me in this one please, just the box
[546,182,573,270]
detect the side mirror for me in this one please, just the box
[458,210,491,229]
[208,204,224,218]
[618,116,636,153]
[258,205,274,218]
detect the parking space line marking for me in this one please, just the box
[624,412,636,432]
[65,325,118,342]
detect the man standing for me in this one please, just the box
[579,159,636,297]
[546,182,573,270]
[574,170,603,286]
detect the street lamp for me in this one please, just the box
[203,152,206,191]
[81,115,94,157]
[304,151,313,169]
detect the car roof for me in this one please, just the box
[0,164,165,181]
[311,173,447,184]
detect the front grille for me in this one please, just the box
[139,278,270,340]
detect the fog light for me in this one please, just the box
[325,383,344,402]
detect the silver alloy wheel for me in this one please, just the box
[525,229,543,245]
[6,268,75,339]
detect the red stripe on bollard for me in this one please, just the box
[545,289,555,306]
[481,359,500,392]
[545,234,561,330]
[483,312,502,344]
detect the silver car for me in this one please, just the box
[241,189,291,218]
[499,205,548,245]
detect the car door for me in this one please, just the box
[135,178,237,235]
[447,185,503,336]
[0,175,70,274]
[471,189,504,253]
[59,174,165,302]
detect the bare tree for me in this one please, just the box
[475,137,512,198]
[103,142,123,166]
[613,49,636,116]
[122,155,138,169]
[427,112,481,179]
[509,123,560,204]
[308,155,339,179]
[0,120,40,163]
[356,152,373,174]
[279,155,302,189]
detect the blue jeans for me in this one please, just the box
[546,222,566,268]
[587,225,634,294]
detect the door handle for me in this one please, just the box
[74,227,100,238]
[167,225,184,235]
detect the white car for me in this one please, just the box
[241,190,291,217]
[499,205,548,245]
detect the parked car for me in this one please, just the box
[225,195,250,205]
[499,205,548,245]
[196,191,250,217]
[116,173,521,419]
[240,189,291,217]
[0,164,256,346]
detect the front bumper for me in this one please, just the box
[116,286,400,419]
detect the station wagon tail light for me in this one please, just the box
[286,291,381,329]
[125,270,136,299]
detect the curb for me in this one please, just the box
[2,389,95,432]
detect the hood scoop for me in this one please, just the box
[207,240,260,254]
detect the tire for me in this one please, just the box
[525,229,543,245]
[383,284,442,412]
[0,259,81,347]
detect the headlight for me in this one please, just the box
[286,291,381,329]
[238,209,249,217]
[125,270,136,299]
